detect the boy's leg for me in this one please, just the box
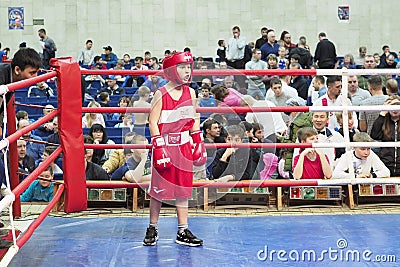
[143,197,162,246]
[175,198,203,246]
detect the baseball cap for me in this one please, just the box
[103,46,112,51]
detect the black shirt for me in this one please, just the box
[86,161,109,180]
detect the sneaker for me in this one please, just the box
[176,229,203,247]
[143,226,158,246]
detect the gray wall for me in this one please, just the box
[0,0,399,60]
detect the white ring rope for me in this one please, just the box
[0,89,19,260]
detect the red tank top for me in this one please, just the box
[158,85,195,134]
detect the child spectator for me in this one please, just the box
[292,127,332,180]
[198,85,217,118]
[111,135,151,182]
[16,110,29,122]
[132,86,151,128]
[36,146,63,175]
[20,166,54,202]
[333,132,390,179]
[98,91,110,107]
[335,112,358,142]
[114,113,133,131]
[217,40,226,62]
[277,46,287,69]
[211,125,258,181]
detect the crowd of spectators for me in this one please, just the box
[10,25,400,203]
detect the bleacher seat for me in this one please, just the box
[123,87,138,95]
[105,120,121,127]
[87,80,102,90]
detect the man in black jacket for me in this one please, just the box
[314,32,337,69]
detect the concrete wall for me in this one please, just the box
[0,0,398,61]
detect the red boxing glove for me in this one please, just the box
[192,130,207,166]
[152,135,172,170]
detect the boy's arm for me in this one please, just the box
[292,154,305,180]
[317,151,332,179]
[125,154,151,183]
[20,182,35,202]
[370,152,390,178]
[332,154,351,179]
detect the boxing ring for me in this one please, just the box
[0,59,399,266]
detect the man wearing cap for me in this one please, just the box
[98,76,125,97]
[101,46,118,68]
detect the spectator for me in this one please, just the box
[38,28,57,69]
[359,75,388,134]
[333,132,390,179]
[370,96,400,176]
[111,96,131,121]
[354,46,367,65]
[212,61,231,85]
[211,125,258,181]
[338,54,356,69]
[114,113,133,131]
[217,39,226,62]
[122,53,134,69]
[98,75,126,96]
[289,62,308,100]
[260,29,279,61]
[101,46,118,68]
[148,57,161,70]
[313,75,358,131]
[378,53,397,69]
[277,46,288,69]
[243,95,287,141]
[17,138,35,182]
[380,45,398,65]
[36,146,63,175]
[20,166,54,202]
[266,78,297,106]
[347,75,371,107]
[142,75,167,92]
[358,55,387,90]
[17,119,45,161]
[226,26,247,70]
[280,30,296,51]
[77,39,95,67]
[143,51,151,66]
[255,27,268,49]
[292,127,332,180]
[102,132,136,174]
[111,135,151,182]
[202,118,222,158]
[314,32,337,69]
[46,116,60,145]
[245,48,268,100]
[132,86,151,128]
[386,78,399,96]
[27,81,54,98]
[89,123,115,166]
[198,85,217,118]
[82,101,105,128]
[335,112,358,142]
[83,135,109,180]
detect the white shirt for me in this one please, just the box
[245,100,287,137]
[265,81,298,99]
[333,150,390,179]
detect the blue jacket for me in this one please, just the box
[20,180,54,202]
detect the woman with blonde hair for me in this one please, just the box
[82,101,105,128]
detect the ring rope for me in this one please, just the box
[0,89,18,253]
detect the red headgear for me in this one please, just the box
[163,51,194,85]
